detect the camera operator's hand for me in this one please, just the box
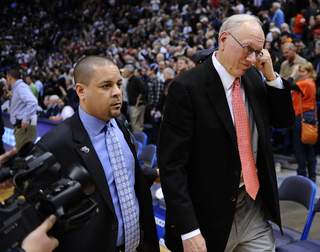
[21,215,59,252]
[0,148,17,189]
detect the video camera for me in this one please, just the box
[0,142,99,251]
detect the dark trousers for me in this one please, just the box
[293,111,317,179]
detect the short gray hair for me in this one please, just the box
[125,64,135,74]
[164,67,175,77]
[219,14,261,37]
[283,42,295,50]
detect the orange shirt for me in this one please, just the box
[291,79,316,117]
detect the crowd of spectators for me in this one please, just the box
[1,0,320,140]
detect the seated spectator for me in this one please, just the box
[45,95,59,118]
[56,96,74,121]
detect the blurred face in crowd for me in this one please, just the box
[77,64,122,122]
[177,59,189,72]
[158,61,165,72]
[25,76,32,84]
[57,98,65,109]
[294,41,302,54]
[299,66,311,81]
[282,45,296,63]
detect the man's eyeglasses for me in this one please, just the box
[228,32,263,58]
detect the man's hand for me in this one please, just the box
[182,234,207,252]
[21,215,59,252]
[255,49,276,81]
[21,122,29,129]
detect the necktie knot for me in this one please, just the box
[234,77,240,87]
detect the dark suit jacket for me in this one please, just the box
[37,112,159,252]
[158,58,295,251]
[45,104,59,118]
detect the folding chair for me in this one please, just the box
[277,198,320,252]
[138,144,157,168]
[272,175,317,249]
[133,140,143,158]
[133,131,148,148]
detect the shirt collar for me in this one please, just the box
[11,79,23,91]
[211,51,238,91]
[79,106,116,135]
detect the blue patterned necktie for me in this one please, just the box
[106,123,140,251]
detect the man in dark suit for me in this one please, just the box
[37,56,159,252]
[158,14,295,252]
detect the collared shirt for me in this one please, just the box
[78,107,139,247]
[280,54,307,81]
[10,79,38,125]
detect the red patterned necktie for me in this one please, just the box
[232,78,260,200]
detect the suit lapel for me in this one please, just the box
[241,68,266,143]
[204,60,238,150]
[71,112,115,214]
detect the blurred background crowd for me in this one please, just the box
[0,0,319,144]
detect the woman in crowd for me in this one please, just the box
[288,62,317,182]
[57,96,74,121]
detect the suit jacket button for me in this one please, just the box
[111,224,117,230]
[235,170,239,176]
[231,197,236,202]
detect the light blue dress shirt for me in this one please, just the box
[79,107,139,246]
[9,79,38,125]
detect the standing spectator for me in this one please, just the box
[25,75,38,100]
[293,10,307,35]
[54,67,66,97]
[59,77,78,110]
[6,69,38,150]
[288,63,317,182]
[34,75,44,105]
[146,63,164,143]
[124,64,147,132]
[280,43,307,81]
[157,60,165,84]
[271,2,285,29]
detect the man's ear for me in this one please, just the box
[219,31,228,51]
[75,83,85,100]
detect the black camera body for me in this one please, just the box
[0,143,99,251]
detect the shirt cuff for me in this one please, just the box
[181,229,201,241]
[265,72,284,89]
